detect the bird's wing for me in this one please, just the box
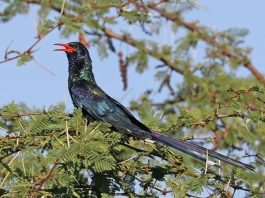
[70,83,112,119]
[70,83,150,131]
[105,95,151,131]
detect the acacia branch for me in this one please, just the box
[28,160,59,197]
[18,0,186,75]
[102,28,185,74]
[148,3,265,86]
[0,111,68,118]
[193,113,245,127]
[4,0,264,85]
[0,23,59,64]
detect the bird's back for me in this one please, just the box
[70,81,152,139]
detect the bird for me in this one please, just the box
[54,42,255,171]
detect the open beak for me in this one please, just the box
[54,43,76,53]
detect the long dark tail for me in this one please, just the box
[150,130,255,171]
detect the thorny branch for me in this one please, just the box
[102,28,185,74]
[0,23,59,64]
[28,160,59,196]
[2,0,263,86]
[84,28,185,74]
[0,1,263,195]
[0,109,259,196]
[145,1,265,86]
[0,111,67,119]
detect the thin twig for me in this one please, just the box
[225,176,232,192]
[90,123,101,134]
[0,151,21,188]
[148,3,265,86]
[102,28,185,74]
[204,149,208,175]
[65,120,70,148]
[4,40,15,59]
[20,152,26,176]
[0,111,68,118]
[118,154,140,164]
[28,160,59,196]
[33,58,56,76]
[60,0,66,17]
[0,23,59,64]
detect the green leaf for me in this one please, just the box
[17,53,33,66]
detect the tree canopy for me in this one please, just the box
[0,0,264,197]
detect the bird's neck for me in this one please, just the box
[68,56,96,86]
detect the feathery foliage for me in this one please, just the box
[0,0,265,197]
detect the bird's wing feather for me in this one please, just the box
[71,83,112,119]
[71,83,150,131]
[105,95,151,131]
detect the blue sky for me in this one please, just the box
[0,1,264,197]
[0,0,264,113]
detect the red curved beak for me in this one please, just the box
[54,43,76,53]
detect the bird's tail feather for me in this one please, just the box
[150,130,255,171]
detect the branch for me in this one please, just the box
[6,0,264,86]
[102,28,185,74]
[28,160,59,197]
[18,0,186,75]
[148,3,265,86]
[0,111,67,119]
[0,23,59,64]
[193,113,245,127]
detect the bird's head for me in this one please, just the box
[54,42,92,63]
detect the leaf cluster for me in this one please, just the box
[1,0,265,197]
